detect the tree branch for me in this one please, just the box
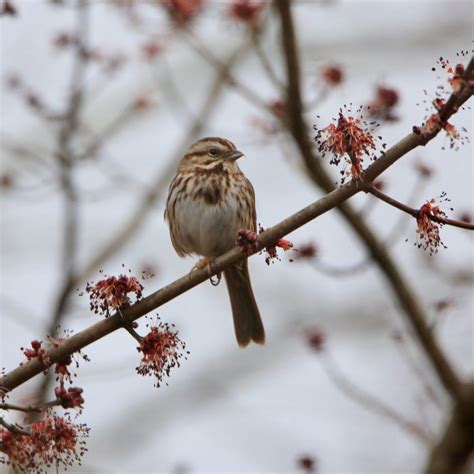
[368,185,474,230]
[1,87,471,392]
[0,399,61,414]
[425,382,474,474]
[0,417,30,437]
[321,352,432,445]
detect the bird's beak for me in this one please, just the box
[224,149,244,161]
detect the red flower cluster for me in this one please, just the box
[262,232,294,266]
[20,332,89,385]
[414,161,434,179]
[85,272,143,317]
[416,113,462,150]
[420,54,471,150]
[141,39,161,61]
[236,228,258,255]
[160,0,205,24]
[0,414,89,472]
[270,99,287,120]
[0,173,13,190]
[315,110,382,182]
[298,454,317,473]
[46,332,90,384]
[307,328,325,352]
[228,0,265,29]
[435,55,473,94]
[294,242,318,260]
[448,63,467,93]
[133,95,153,110]
[416,195,451,255]
[1,0,17,16]
[320,65,344,86]
[53,32,78,49]
[236,228,294,264]
[54,386,84,410]
[367,86,400,121]
[136,321,188,388]
[21,340,49,366]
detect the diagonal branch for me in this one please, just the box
[1,88,472,393]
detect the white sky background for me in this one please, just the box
[1,1,473,473]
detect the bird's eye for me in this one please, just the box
[208,147,218,157]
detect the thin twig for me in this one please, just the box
[0,417,30,436]
[182,28,274,114]
[34,0,90,414]
[368,185,474,230]
[251,29,285,90]
[0,399,61,414]
[321,352,432,444]
[383,174,431,243]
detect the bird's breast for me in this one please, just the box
[171,175,252,257]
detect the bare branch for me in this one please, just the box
[321,352,432,445]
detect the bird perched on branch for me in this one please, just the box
[165,137,265,347]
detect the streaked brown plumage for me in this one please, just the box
[165,137,265,347]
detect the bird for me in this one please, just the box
[165,137,265,347]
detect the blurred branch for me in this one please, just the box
[425,382,474,474]
[251,29,285,90]
[321,352,432,444]
[0,418,30,437]
[183,29,274,113]
[0,294,44,333]
[392,331,445,411]
[34,0,90,414]
[368,185,474,230]
[152,52,194,121]
[77,100,144,161]
[306,257,370,277]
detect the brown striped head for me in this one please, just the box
[179,137,244,170]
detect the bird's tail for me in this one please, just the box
[224,260,265,347]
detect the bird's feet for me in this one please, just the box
[192,257,221,286]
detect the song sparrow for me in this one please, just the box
[165,137,265,347]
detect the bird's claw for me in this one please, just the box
[191,257,221,286]
[210,272,222,286]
